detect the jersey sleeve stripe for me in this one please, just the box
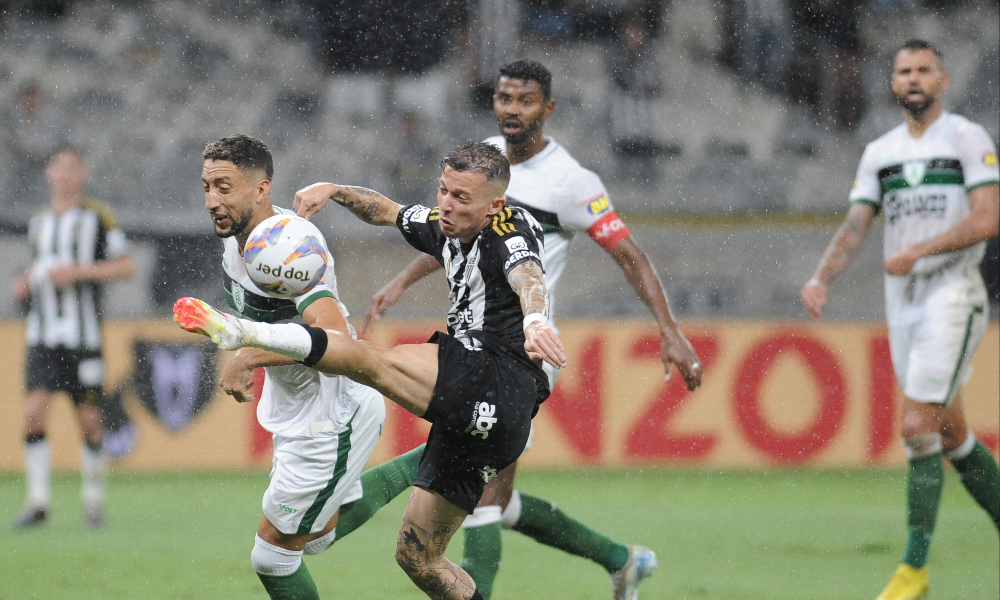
[297,289,335,314]
[851,198,880,210]
[966,179,1000,192]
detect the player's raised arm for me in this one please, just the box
[506,260,566,369]
[802,202,877,320]
[294,182,402,226]
[360,254,442,336]
[607,237,703,390]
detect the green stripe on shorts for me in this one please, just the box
[944,305,984,402]
[296,409,358,535]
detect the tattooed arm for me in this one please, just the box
[294,182,402,226]
[507,260,566,369]
[801,202,877,320]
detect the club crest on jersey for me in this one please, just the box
[586,193,611,216]
[903,160,926,188]
[232,282,246,313]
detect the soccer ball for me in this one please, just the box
[244,214,328,298]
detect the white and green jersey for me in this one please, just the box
[222,206,379,439]
[484,136,631,326]
[848,112,999,324]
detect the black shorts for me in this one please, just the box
[25,346,104,406]
[413,332,544,513]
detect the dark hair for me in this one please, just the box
[497,59,552,100]
[203,134,274,180]
[47,144,85,163]
[899,39,944,62]
[441,142,510,189]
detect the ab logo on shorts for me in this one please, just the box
[469,401,498,439]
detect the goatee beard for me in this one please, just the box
[502,118,541,145]
[897,94,934,118]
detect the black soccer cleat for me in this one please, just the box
[12,506,47,529]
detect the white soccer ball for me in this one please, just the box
[244,214,329,299]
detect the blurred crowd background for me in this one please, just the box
[0,0,996,322]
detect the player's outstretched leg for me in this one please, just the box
[174,297,249,350]
[946,431,1000,531]
[502,490,656,600]
[333,444,425,543]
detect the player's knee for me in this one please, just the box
[902,433,943,460]
[394,542,422,579]
[251,534,302,576]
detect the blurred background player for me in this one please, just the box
[305,59,705,600]
[11,146,135,528]
[802,40,1000,600]
[199,134,392,600]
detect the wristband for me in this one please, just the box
[523,313,547,332]
[806,278,823,287]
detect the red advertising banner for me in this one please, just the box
[0,319,995,472]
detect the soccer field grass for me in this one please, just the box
[1,469,996,599]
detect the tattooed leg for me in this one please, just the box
[395,488,479,600]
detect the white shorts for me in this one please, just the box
[888,281,988,405]
[262,393,385,535]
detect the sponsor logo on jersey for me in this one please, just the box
[586,193,611,216]
[503,249,539,271]
[984,152,998,167]
[447,307,475,330]
[884,191,947,224]
[504,236,528,253]
[469,401,498,439]
[232,281,246,313]
[902,160,927,188]
[401,205,435,231]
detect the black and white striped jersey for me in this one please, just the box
[24,200,129,350]
[396,203,545,362]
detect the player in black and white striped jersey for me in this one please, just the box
[12,147,134,529]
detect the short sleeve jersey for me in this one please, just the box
[25,199,129,350]
[848,113,999,323]
[221,206,372,438]
[483,136,630,321]
[396,202,545,364]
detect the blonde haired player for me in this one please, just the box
[802,40,999,600]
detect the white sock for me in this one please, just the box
[463,504,502,528]
[25,439,51,508]
[80,443,107,509]
[242,321,314,362]
[946,430,977,461]
[303,528,337,555]
[500,490,522,528]
[251,534,303,576]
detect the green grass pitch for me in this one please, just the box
[1,469,996,599]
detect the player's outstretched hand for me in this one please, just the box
[525,322,567,370]
[360,278,408,337]
[801,279,827,320]
[661,328,703,391]
[294,182,336,219]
